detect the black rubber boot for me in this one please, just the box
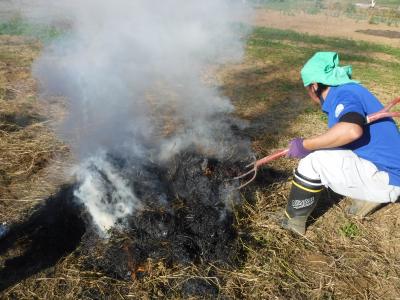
[281,169,324,235]
[346,199,383,218]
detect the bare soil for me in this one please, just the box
[356,28,400,38]
[254,9,400,47]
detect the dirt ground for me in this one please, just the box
[254,9,400,47]
[356,28,400,38]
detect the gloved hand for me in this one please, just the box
[287,138,312,158]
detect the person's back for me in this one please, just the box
[279,52,400,235]
[322,83,400,185]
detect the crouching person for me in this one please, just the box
[281,52,400,235]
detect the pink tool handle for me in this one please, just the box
[252,97,400,169]
[367,112,400,124]
[255,148,289,167]
[383,96,400,112]
[366,97,400,123]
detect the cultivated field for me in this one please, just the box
[1,2,400,299]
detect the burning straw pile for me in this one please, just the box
[0,0,254,297]
[77,149,248,296]
[0,129,252,297]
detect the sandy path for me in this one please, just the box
[254,9,400,47]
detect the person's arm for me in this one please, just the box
[303,121,363,150]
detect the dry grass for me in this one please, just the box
[220,181,400,299]
[2,13,400,299]
[0,36,71,223]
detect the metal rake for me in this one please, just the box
[234,96,400,189]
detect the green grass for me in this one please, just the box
[255,0,400,26]
[250,27,400,57]
[0,16,63,42]
[379,0,400,7]
[247,27,400,87]
[256,0,400,10]
[340,222,360,238]
[250,0,319,10]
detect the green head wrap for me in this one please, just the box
[301,52,358,87]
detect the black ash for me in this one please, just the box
[80,150,248,282]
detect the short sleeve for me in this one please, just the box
[332,91,366,122]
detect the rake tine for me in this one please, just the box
[233,149,289,189]
[245,160,257,168]
[237,167,258,189]
[233,165,256,180]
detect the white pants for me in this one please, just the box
[298,150,400,203]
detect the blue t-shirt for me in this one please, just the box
[322,83,400,187]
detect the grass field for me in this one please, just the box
[1,10,400,299]
[0,16,62,41]
[218,24,400,298]
[254,0,400,25]
[255,0,400,10]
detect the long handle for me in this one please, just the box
[255,149,288,167]
[366,96,400,124]
[253,96,400,168]
[367,111,400,124]
[382,96,400,112]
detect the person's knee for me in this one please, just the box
[297,152,321,180]
[298,150,343,181]
[390,187,400,203]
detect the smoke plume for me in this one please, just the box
[13,0,252,235]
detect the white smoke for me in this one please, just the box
[11,0,252,235]
[73,152,141,237]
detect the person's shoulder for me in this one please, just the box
[336,82,363,92]
[334,84,361,102]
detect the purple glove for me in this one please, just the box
[287,138,312,158]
